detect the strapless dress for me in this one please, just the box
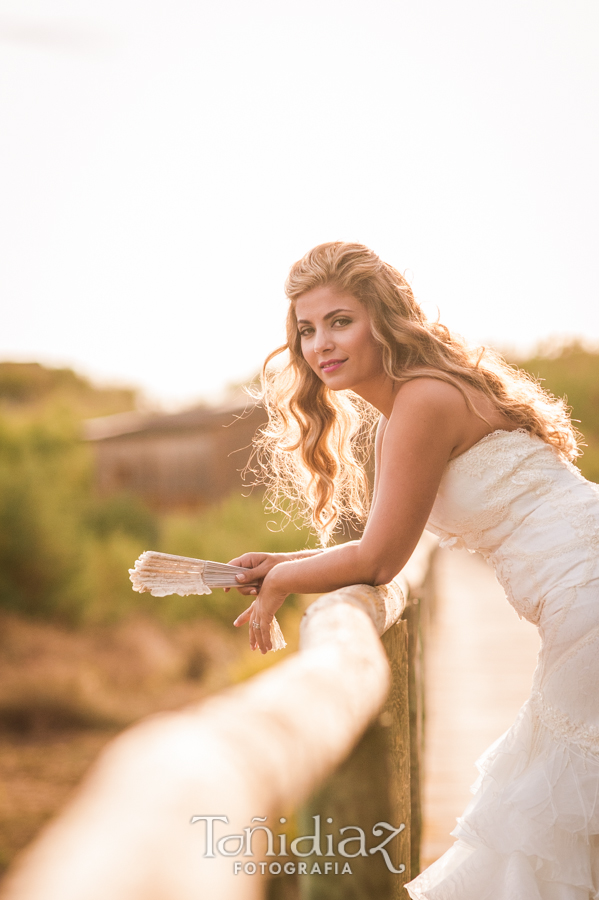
[405,429,599,900]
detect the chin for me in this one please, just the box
[322,378,354,392]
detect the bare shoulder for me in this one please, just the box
[380,376,483,465]
[390,376,517,460]
[375,377,469,465]
[391,376,471,423]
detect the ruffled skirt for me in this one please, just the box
[405,700,599,899]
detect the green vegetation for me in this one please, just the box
[514,342,599,483]
[0,362,314,626]
[0,361,136,418]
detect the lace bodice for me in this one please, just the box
[427,428,599,626]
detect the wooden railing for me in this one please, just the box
[0,536,437,900]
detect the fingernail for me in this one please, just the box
[236,574,245,582]
[251,589,257,595]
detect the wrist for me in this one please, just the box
[264,562,290,594]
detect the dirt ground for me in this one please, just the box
[0,602,308,879]
[0,730,117,873]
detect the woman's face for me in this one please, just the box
[295,285,385,393]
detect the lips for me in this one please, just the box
[320,359,347,373]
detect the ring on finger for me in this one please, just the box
[252,622,261,630]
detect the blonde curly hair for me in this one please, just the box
[251,242,580,544]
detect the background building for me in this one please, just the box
[84,396,266,511]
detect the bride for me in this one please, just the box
[230,241,599,898]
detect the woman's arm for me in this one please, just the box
[226,547,328,596]
[231,417,385,598]
[236,378,468,652]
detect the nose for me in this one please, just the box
[313,326,334,355]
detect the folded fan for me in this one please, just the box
[128,551,286,651]
[129,551,253,596]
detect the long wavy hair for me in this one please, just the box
[252,242,580,544]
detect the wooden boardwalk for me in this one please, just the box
[419,547,540,869]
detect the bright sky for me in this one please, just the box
[1,0,597,408]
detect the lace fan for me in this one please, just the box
[129,551,286,651]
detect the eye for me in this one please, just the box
[299,326,314,338]
[333,316,351,327]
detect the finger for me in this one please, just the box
[235,563,270,584]
[235,569,267,590]
[233,585,260,596]
[227,553,261,568]
[253,609,274,654]
[253,621,267,654]
[262,618,273,653]
[235,572,258,586]
[248,600,266,652]
[249,617,261,651]
[233,605,254,627]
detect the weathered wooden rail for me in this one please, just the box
[0,536,437,900]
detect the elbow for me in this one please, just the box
[372,567,400,587]
[369,560,403,587]
[354,544,406,587]
[367,549,413,586]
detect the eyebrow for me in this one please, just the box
[297,307,353,324]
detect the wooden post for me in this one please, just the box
[402,598,422,879]
[381,618,411,893]
[404,543,438,878]
[287,537,438,900]
[293,619,411,900]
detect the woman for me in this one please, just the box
[231,241,599,898]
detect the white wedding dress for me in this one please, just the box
[405,429,599,900]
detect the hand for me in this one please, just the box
[233,569,288,654]
[224,552,291,596]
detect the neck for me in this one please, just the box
[351,373,399,418]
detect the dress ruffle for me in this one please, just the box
[405,700,599,899]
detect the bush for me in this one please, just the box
[0,407,315,626]
[515,342,599,482]
[0,411,157,624]
[0,413,88,620]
